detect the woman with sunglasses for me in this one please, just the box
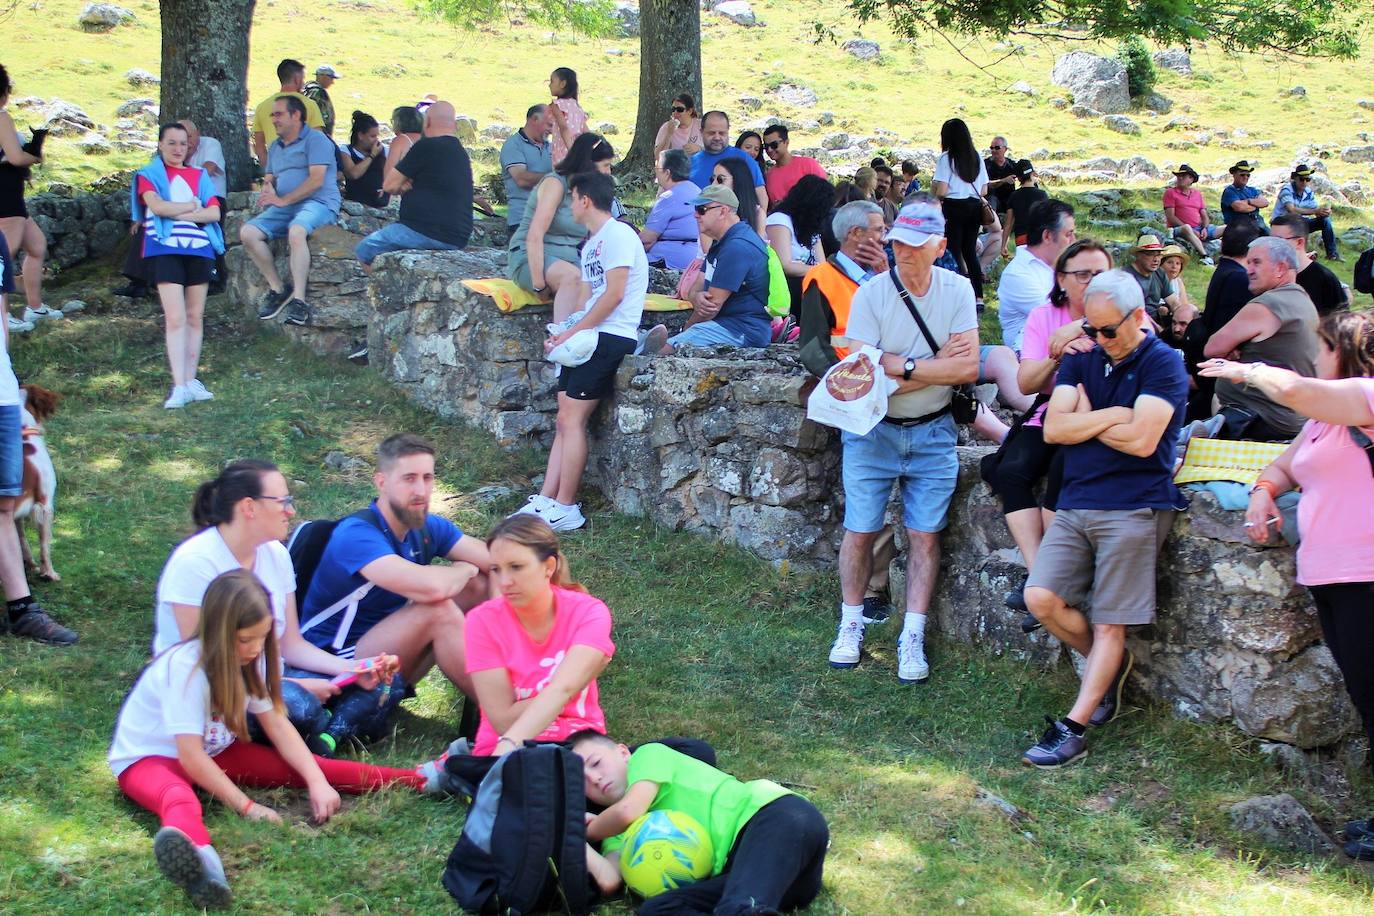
[653,93,702,158]
[990,240,1112,631]
[153,461,404,754]
[711,157,765,238]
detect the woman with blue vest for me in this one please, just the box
[132,123,225,410]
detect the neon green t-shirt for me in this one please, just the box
[603,743,791,875]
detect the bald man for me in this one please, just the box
[356,100,474,270]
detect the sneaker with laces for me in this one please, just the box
[153,827,232,910]
[257,288,288,320]
[417,737,473,794]
[896,630,929,684]
[283,298,311,326]
[23,306,63,322]
[861,595,892,626]
[827,618,864,668]
[1022,716,1088,769]
[542,501,586,532]
[7,314,34,333]
[1200,256,1215,266]
[186,379,214,402]
[164,385,192,409]
[511,494,554,518]
[1089,649,1134,727]
[6,604,79,645]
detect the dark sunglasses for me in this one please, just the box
[711,174,729,184]
[1081,313,1134,340]
[764,140,782,150]
[694,204,724,216]
[671,105,687,113]
[990,145,1006,150]
[1061,268,1105,284]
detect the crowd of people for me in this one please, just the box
[3,53,1374,908]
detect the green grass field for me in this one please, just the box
[0,262,1371,912]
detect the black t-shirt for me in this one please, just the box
[1007,186,1048,238]
[1296,260,1347,316]
[1203,258,1254,337]
[341,144,390,209]
[396,135,473,247]
[984,157,1018,212]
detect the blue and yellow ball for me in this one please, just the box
[618,810,714,897]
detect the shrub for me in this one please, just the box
[1117,36,1156,98]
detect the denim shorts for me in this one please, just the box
[246,200,338,240]
[841,415,958,534]
[356,221,462,265]
[669,320,757,349]
[0,404,20,497]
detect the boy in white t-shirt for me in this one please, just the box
[512,170,648,532]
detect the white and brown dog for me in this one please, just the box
[16,384,60,581]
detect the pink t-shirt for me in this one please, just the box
[764,156,827,207]
[550,98,588,168]
[654,118,703,152]
[1290,378,1374,586]
[1018,302,1078,427]
[1164,187,1206,229]
[464,586,616,755]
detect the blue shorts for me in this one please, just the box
[356,221,462,265]
[669,320,766,349]
[841,415,958,534]
[0,404,22,497]
[978,344,995,382]
[246,200,338,240]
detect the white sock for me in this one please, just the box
[902,612,926,639]
[840,603,864,625]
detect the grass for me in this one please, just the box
[0,262,1372,913]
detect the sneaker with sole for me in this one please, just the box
[347,345,369,363]
[164,385,192,409]
[1088,649,1134,727]
[1019,612,1043,634]
[861,595,892,626]
[256,288,288,320]
[1200,256,1215,266]
[896,630,930,684]
[283,298,311,326]
[1021,716,1088,769]
[828,617,864,668]
[1345,836,1374,860]
[1343,818,1374,841]
[23,306,63,322]
[416,737,473,794]
[153,827,232,910]
[510,494,554,518]
[7,605,79,645]
[7,315,34,333]
[643,324,670,357]
[543,501,586,532]
[185,379,214,402]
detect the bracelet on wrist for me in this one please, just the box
[497,735,518,748]
[1250,479,1280,499]
[1243,362,1264,388]
[239,796,255,816]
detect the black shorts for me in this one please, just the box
[147,254,214,288]
[557,333,636,401]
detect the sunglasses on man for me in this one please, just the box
[764,140,782,151]
[695,203,726,216]
[1081,312,1134,340]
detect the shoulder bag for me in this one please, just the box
[888,267,980,424]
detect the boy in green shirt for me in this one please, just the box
[571,731,829,915]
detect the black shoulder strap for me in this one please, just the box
[356,505,435,559]
[1350,426,1374,476]
[888,266,942,357]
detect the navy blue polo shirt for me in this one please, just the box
[1054,334,1188,511]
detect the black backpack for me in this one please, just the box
[1354,247,1374,295]
[287,509,377,601]
[441,745,593,915]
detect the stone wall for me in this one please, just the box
[24,184,130,269]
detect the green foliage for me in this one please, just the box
[410,0,617,37]
[1117,35,1156,98]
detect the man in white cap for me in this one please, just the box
[304,65,340,138]
[826,194,979,685]
[1123,234,1171,323]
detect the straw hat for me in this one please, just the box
[1130,234,1166,255]
[1159,244,1191,266]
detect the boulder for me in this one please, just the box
[1152,48,1192,76]
[1009,81,1036,97]
[1340,145,1374,164]
[1228,794,1335,857]
[1069,105,1101,119]
[1288,86,1307,97]
[480,124,514,141]
[44,100,95,133]
[842,38,880,61]
[821,132,850,151]
[1142,92,1173,114]
[613,0,639,37]
[713,0,755,27]
[115,98,157,118]
[596,122,619,136]
[78,2,135,31]
[77,133,112,155]
[775,84,818,108]
[454,115,477,144]
[1051,51,1129,114]
[1103,115,1140,135]
[1359,100,1374,111]
[818,111,833,126]
[12,96,44,110]
[124,68,159,88]
[1050,97,1068,109]
[1163,116,1197,132]
[738,95,762,112]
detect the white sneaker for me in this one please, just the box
[22,306,63,322]
[164,385,192,409]
[510,494,554,518]
[828,618,864,668]
[897,630,930,684]
[186,379,214,401]
[542,501,586,532]
[1200,256,1215,267]
[7,315,34,333]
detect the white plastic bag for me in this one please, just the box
[806,345,896,436]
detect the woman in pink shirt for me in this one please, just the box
[547,67,588,168]
[1201,311,1374,859]
[463,514,614,756]
[1163,165,1218,263]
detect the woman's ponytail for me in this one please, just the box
[190,459,279,530]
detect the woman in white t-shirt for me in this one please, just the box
[932,118,990,305]
[765,174,830,310]
[156,460,404,754]
[112,570,431,909]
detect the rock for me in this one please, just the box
[1142,92,1173,114]
[77,133,112,155]
[44,100,95,134]
[1009,81,1036,97]
[115,97,157,118]
[596,122,619,136]
[713,0,755,27]
[1050,97,1068,109]
[1103,115,1140,135]
[480,123,514,141]
[842,38,880,61]
[1340,144,1374,164]
[821,132,850,151]
[324,450,370,472]
[372,63,407,78]
[613,0,639,37]
[1069,105,1100,119]
[775,84,818,108]
[1359,100,1374,111]
[738,95,762,112]
[1163,116,1196,132]
[12,96,44,110]
[454,115,477,144]
[78,2,134,30]
[1288,86,1307,97]
[818,111,833,126]
[1051,51,1130,114]
[61,299,87,314]
[471,484,516,506]
[1152,48,1192,76]
[1228,794,1335,856]
[1118,155,1160,178]
[124,68,159,88]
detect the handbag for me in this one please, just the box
[676,257,703,300]
[888,267,980,424]
[978,392,1050,485]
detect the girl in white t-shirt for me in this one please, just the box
[932,118,990,304]
[111,570,430,909]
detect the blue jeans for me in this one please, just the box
[669,319,768,349]
[0,404,20,497]
[841,415,958,533]
[284,665,409,746]
[355,221,463,265]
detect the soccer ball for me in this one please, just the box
[618,809,714,898]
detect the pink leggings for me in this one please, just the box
[117,741,424,846]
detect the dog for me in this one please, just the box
[16,384,60,581]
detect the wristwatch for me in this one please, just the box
[902,358,916,381]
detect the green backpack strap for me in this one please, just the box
[765,246,791,319]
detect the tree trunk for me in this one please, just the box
[621,0,700,182]
[160,0,257,192]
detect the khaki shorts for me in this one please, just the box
[1026,507,1174,625]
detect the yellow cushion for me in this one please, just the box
[645,293,691,312]
[1174,438,1290,485]
[460,280,691,315]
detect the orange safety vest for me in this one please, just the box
[801,260,861,359]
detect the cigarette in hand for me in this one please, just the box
[1243,517,1280,528]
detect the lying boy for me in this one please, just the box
[571,730,829,915]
